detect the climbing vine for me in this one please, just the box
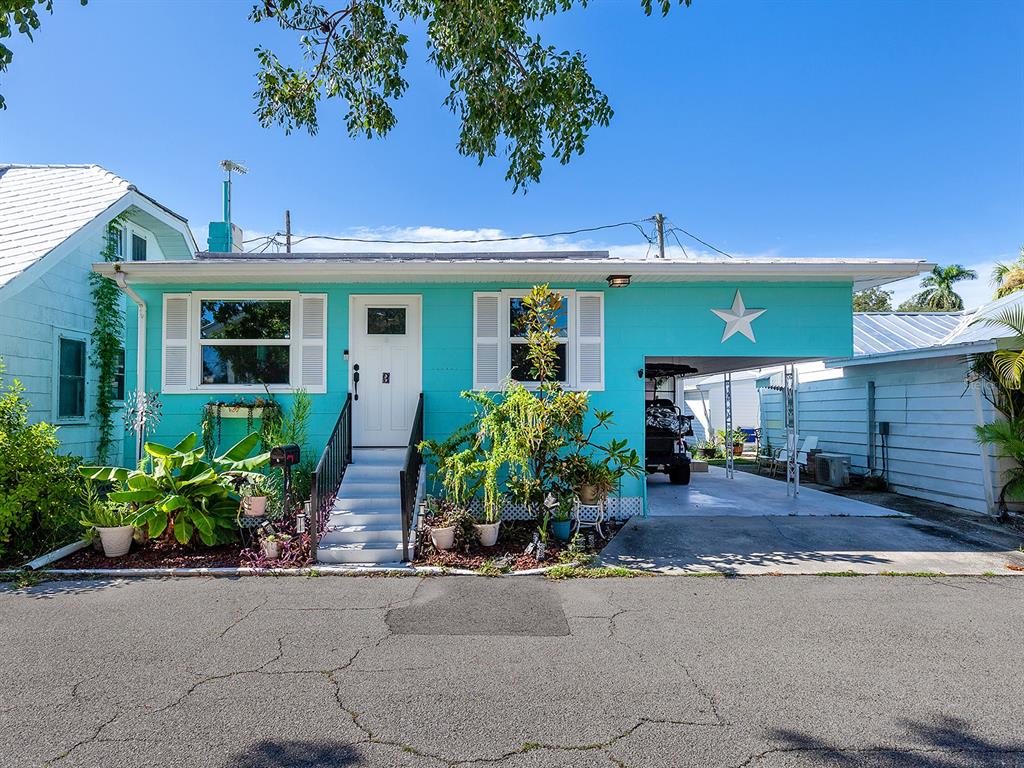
[89,216,127,462]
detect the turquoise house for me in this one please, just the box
[96,250,925,562]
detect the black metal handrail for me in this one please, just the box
[399,393,424,562]
[310,393,353,554]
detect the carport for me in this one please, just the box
[645,354,810,505]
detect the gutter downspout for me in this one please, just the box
[115,266,146,463]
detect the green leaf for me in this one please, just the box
[79,466,130,482]
[174,433,199,452]
[144,441,175,458]
[109,489,160,504]
[217,432,262,463]
[173,518,193,545]
[148,513,168,539]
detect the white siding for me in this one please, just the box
[0,214,172,461]
[759,357,996,514]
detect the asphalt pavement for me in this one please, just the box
[2,574,1022,768]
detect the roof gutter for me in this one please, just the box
[114,266,146,461]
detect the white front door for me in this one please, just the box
[349,295,422,447]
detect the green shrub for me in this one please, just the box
[0,360,83,562]
[81,432,269,547]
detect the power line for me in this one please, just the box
[665,222,734,259]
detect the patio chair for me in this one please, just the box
[769,436,818,479]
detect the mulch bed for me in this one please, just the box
[59,541,245,569]
[415,519,615,571]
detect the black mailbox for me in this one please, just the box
[269,444,301,468]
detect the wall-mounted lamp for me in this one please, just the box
[606,274,631,288]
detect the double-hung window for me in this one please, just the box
[199,298,292,386]
[473,289,604,391]
[56,335,87,421]
[131,232,147,261]
[161,292,328,394]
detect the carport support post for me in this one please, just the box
[784,364,800,498]
[724,372,734,479]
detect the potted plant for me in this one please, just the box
[570,458,616,505]
[260,532,290,560]
[80,493,136,558]
[695,438,720,460]
[423,497,464,551]
[473,496,502,547]
[241,473,275,517]
[549,493,574,542]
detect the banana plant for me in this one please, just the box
[80,432,270,546]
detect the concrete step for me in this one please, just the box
[343,465,402,483]
[317,541,405,565]
[351,448,406,467]
[328,510,402,528]
[336,482,401,498]
[332,495,401,512]
[319,524,403,545]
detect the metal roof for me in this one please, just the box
[852,312,965,356]
[196,250,612,262]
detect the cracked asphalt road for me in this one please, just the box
[2,575,1023,768]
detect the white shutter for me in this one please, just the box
[162,294,191,392]
[299,294,327,393]
[575,292,604,391]
[473,292,502,390]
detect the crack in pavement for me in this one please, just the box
[218,596,269,638]
[42,709,121,766]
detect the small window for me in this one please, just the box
[58,337,86,420]
[112,347,126,401]
[198,299,293,386]
[109,226,124,260]
[509,295,568,383]
[131,233,147,262]
[367,307,406,335]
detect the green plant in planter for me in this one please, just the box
[80,432,270,547]
[78,481,133,531]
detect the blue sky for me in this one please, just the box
[3,0,1022,308]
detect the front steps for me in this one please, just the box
[317,448,411,565]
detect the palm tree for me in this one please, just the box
[905,264,977,311]
[975,305,1024,389]
[991,245,1024,299]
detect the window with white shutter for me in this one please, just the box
[162,294,191,392]
[473,289,604,391]
[575,292,604,391]
[473,292,501,390]
[299,294,328,393]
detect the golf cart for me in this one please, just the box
[645,362,697,485]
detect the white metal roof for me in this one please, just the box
[853,312,965,356]
[97,255,930,288]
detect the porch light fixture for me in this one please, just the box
[606,274,631,288]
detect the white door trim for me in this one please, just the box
[348,294,423,447]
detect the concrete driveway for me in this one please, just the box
[2,575,1024,768]
[598,471,1024,575]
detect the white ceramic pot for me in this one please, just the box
[474,521,501,547]
[430,526,456,551]
[261,539,282,560]
[97,526,135,558]
[244,496,267,517]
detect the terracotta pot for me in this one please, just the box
[473,521,501,547]
[733,444,744,457]
[244,496,267,517]
[261,539,282,560]
[97,526,135,558]
[578,484,602,506]
[430,526,456,551]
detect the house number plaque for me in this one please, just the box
[382,372,391,384]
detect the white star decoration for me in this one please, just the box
[711,290,766,343]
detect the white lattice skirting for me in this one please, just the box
[467,496,643,522]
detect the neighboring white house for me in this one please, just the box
[757,303,1023,515]
[0,164,195,460]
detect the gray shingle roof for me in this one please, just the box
[0,164,131,288]
[853,312,965,356]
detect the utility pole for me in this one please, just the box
[655,212,666,259]
[285,210,292,254]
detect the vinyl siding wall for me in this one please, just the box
[0,212,174,461]
[759,357,996,514]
